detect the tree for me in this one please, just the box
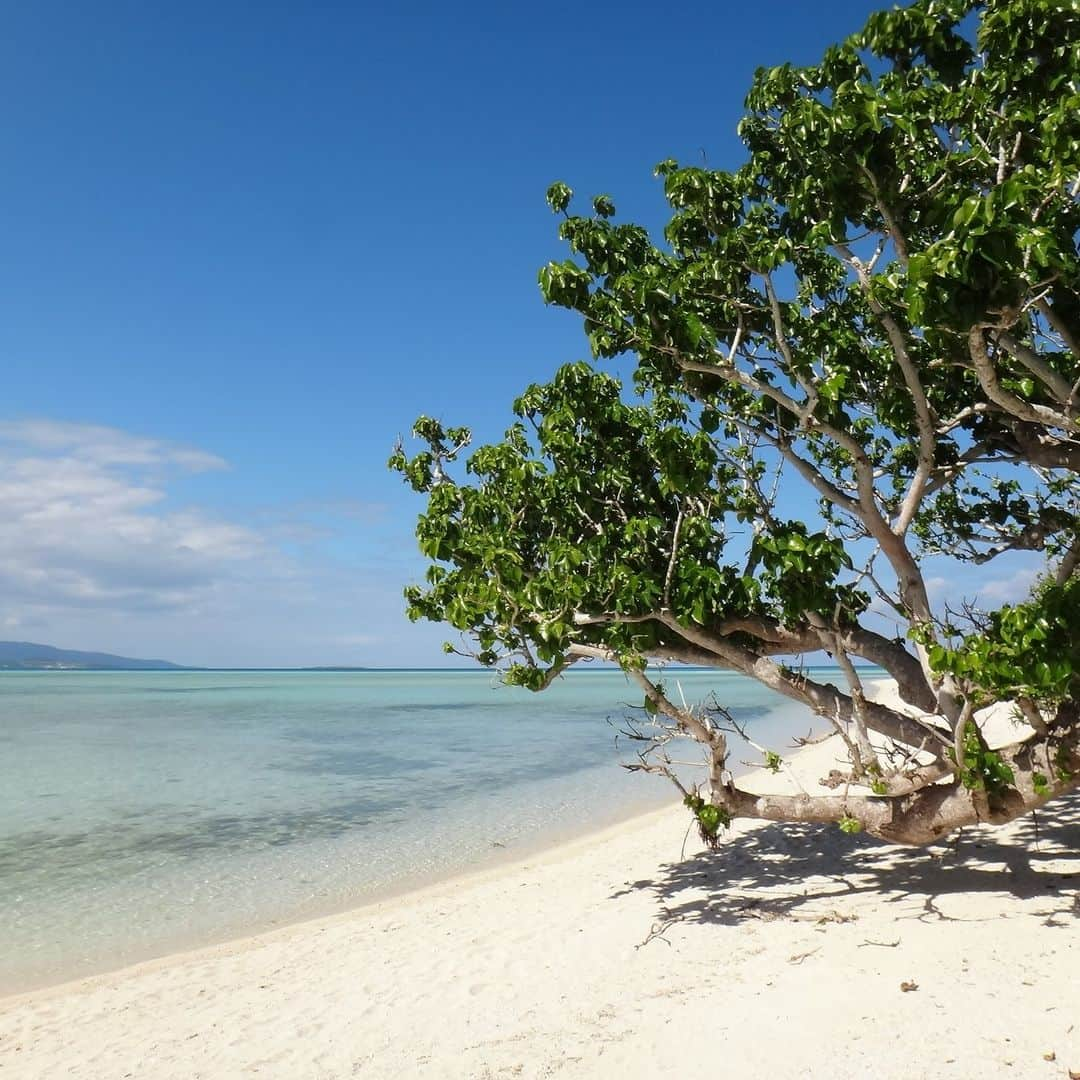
[391,0,1080,845]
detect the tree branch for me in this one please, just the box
[997,331,1076,409]
[1035,296,1080,363]
[573,610,938,715]
[969,326,1080,434]
[713,723,1079,844]
[649,612,949,752]
[834,241,935,535]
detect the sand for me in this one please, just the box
[2,686,1079,1079]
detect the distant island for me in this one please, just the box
[0,641,187,671]
[0,642,387,672]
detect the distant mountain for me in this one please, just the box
[0,641,186,671]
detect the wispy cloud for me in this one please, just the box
[924,560,1042,611]
[0,418,227,472]
[978,567,1040,604]
[0,417,443,666]
[0,420,257,615]
[252,498,392,546]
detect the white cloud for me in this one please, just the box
[979,567,1040,603]
[921,557,1044,614]
[0,417,448,666]
[0,419,227,472]
[0,420,258,616]
[924,575,949,599]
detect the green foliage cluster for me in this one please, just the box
[391,366,866,684]
[928,576,1080,703]
[951,720,1016,801]
[837,815,864,835]
[683,792,732,845]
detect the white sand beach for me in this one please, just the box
[2,686,1079,1079]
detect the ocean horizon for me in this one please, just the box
[1,666,856,993]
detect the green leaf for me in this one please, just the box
[593,194,616,218]
[545,181,573,214]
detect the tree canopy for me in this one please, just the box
[391,0,1080,845]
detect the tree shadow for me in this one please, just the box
[614,796,1080,933]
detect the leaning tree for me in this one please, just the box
[391,0,1080,845]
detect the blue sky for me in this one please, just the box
[0,1,1036,666]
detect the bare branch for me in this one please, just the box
[834,241,935,535]
[716,720,1078,843]
[1035,296,1080,363]
[809,612,878,774]
[1056,532,1080,585]
[529,654,581,690]
[650,612,950,753]
[997,331,1075,408]
[662,507,684,610]
[969,326,1079,434]
[572,609,938,716]
[861,167,909,266]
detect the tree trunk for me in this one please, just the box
[708,720,1080,846]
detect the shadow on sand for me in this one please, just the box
[614,795,1080,933]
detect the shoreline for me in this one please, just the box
[2,664,816,998]
[0,672,1035,1000]
[5,682,1078,1078]
[3,790,1077,1079]
[1,794,682,1003]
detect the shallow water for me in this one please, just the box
[0,667,834,992]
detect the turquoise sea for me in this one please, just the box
[0,667,831,993]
